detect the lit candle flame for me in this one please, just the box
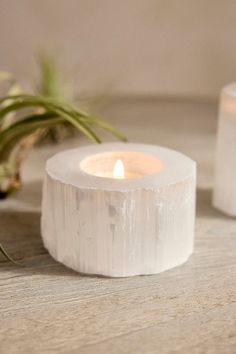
[113,159,125,179]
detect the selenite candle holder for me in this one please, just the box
[213,83,236,216]
[41,143,196,277]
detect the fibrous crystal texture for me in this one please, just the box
[41,143,196,277]
[213,83,236,216]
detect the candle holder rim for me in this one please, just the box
[45,143,196,191]
[222,82,236,97]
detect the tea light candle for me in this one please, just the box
[41,143,196,277]
[213,83,236,216]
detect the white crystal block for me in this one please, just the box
[213,83,236,216]
[41,143,196,277]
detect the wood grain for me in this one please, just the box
[0,98,235,354]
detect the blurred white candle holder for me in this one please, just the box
[41,143,196,277]
[213,83,236,216]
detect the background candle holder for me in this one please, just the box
[41,143,196,277]
[213,83,236,216]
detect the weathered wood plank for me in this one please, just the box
[1,98,235,354]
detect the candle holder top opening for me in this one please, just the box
[46,143,195,191]
[80,151,163,179]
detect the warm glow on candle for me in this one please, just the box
[113,159,125,179]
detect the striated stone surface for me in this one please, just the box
[213,83,236,216]
[41,143,196,277]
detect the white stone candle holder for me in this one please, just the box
[213,83,236,216]
[41,143,196,277]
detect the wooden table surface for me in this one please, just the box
[1,98,236,354]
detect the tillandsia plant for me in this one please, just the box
[36,52,76,142]
[0,54,127,198]
[0,82,126,198]
[0,59,127,263]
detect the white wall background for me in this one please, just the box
[1,0,236,98]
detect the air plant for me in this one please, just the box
[0,57,127,263]
[0,55,126,198]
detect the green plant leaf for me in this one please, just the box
[82,115,127,142]
[37,51,64,100]
[0,100,41,120]
[0,73,23,130]
[45,104,102,143]
[0,243,24,266]
[0,112,63,161]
